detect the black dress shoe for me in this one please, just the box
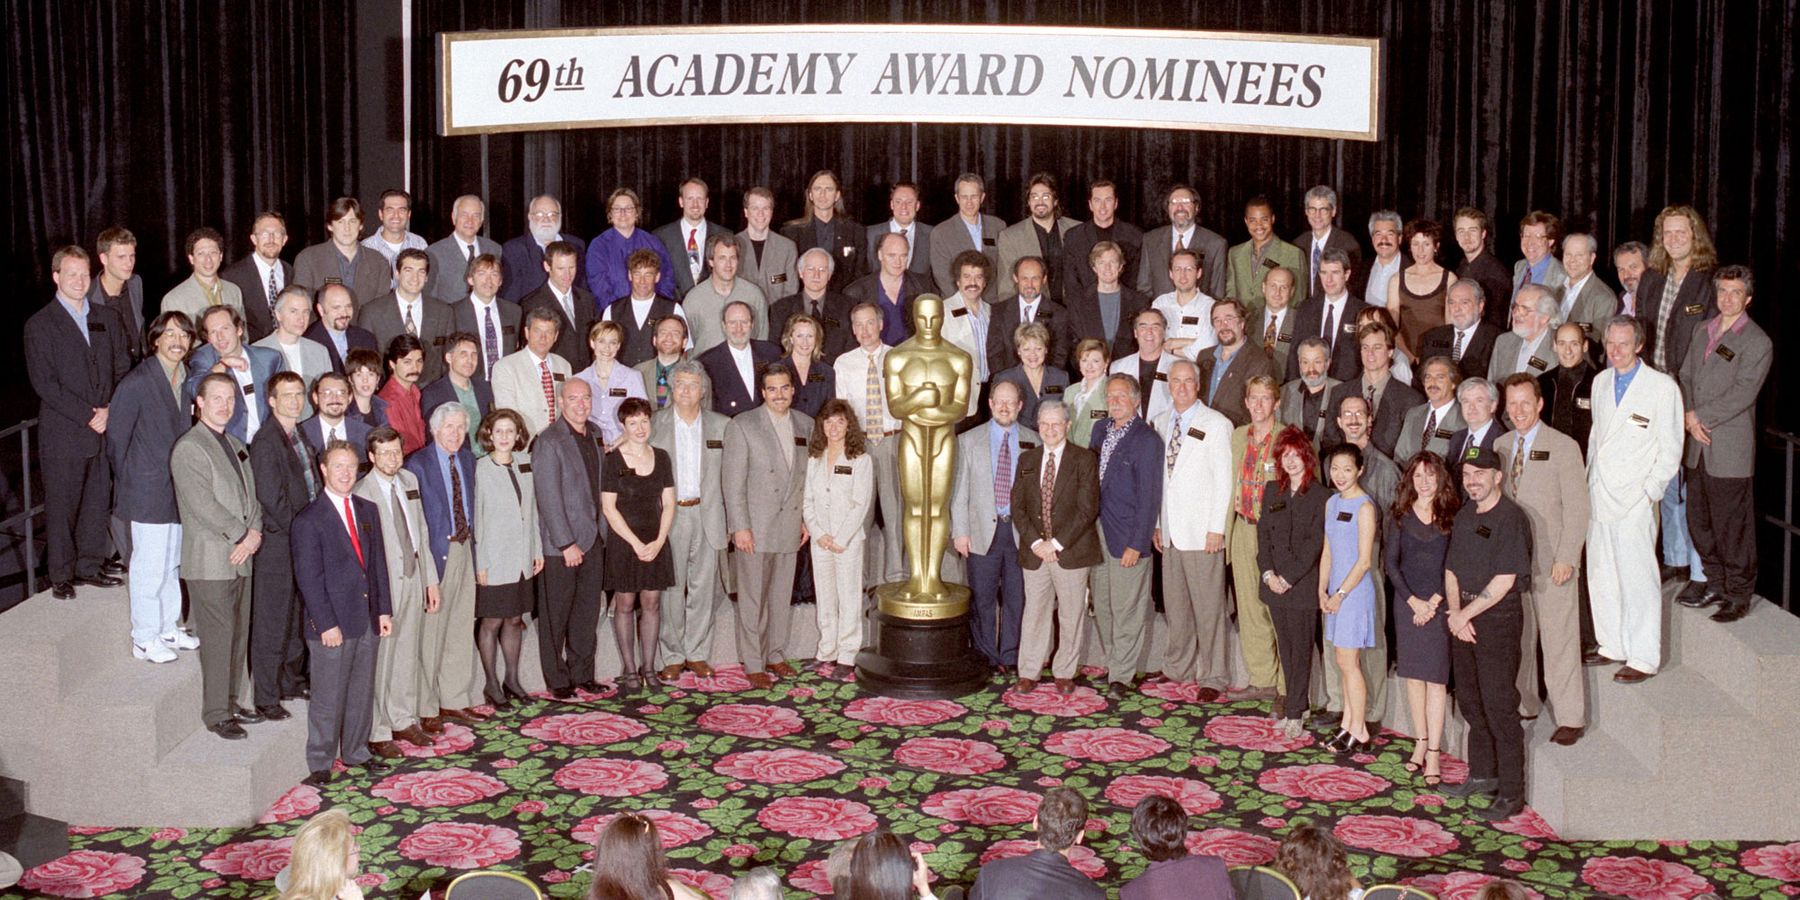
[51,582,75,600]
[233,706,265,724]
[359,756,394,773]
[1675,580,1720,608]
[100,559,127,577]
[1106,681,1132,700]
[1711,598,1753,623]
[302,769,334,787]
[1476,795,1525,822]
[1659,563,1687,584]
[208,720,248,740]
[578,680,605,694]
[1443,776,1499,798]
[73,572,124,588]
[551,686,576,700]
[256,704,291,721]
[282,686,311,702]
[1581,650,1616,667]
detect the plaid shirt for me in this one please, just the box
[1236,426,1277,521]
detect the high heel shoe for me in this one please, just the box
[503,683,529,703]
[1423,747,1442,787]
[1344,731,1374,754]
[1322,729,1351,752]
[483,686,511,710]
[1405,741,1427,773]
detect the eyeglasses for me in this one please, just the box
[529,211,561,221]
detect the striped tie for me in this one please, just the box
[540,361,556,423]
[864,351,882,435]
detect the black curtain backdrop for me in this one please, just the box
[3,3,1795,471]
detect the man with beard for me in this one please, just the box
[376,335,428,454]
[1612,241,1650,317]
[1139,184,1227,300]
[781,170,864,293]
[998,174,1080,303]
[304,283,380,375]
[1196,299,1272,428]
[509,193,589,302]
[1394,356,1464,462]
[1279,337,1339,449]
[988,256,1070,372]
[302,371,374,461]
[636,315,692,411]
[1225,195,1305,326]
[1419,280,1501,380]
[222,212,294,343]
[1488,285,1558,383]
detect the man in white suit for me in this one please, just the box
[1151,359,1235,699]
[491,306,571,437]
[1586,316,1684,683]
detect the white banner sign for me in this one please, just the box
[439,25,1381,140]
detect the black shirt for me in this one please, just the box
[1035,221,1066,302]
[1137,356,1159,418]
[1458,252,1515,333]
[212,426,246,483]
[573,425,603,522]
[1446,495,1532,606]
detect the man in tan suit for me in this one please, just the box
[996,174,1080,303]
[356,426,441,757]
[1496,374,1590,745]
[722,365,814,690]
[172,374,263,740]
[491,306,572,437]
[161,228,244,321]
[651,361,731,680]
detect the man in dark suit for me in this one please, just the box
[1297,185,1366,298]
[185,305,286,445]
[1638,205,1718,376]
[1452,207,1514,332]
[987,256,1071,374]
[1061,240,1148,367]
[291,440,393,785]
[302,371,374,462]
[967,788,1104,900]
[1195,299,1274,428]
[1061,180,1144,301]
[1284,249,1366,383]
[1011,401,1101,693]
[304,283,380,375]
[27,247,131,598]
[420,333,496,429]
[1319,321,1424,458]
[425,194,503,303]
[1117,795,1233,900]
[88,227,146,361]
[402,403,487,727]
[780,169,864,293]
[221,211,295,343]
[1251,266,1302,378]
[604,248,683,368]
[864,181,933,278]
[698,301,782,416]
[501,194,587,303]
[248,372,318,721]
[356,249,456,385]
[450,254,522,382]
[769,248,856,362]
[530,378,607,698]
[515,242,592,371]
[1138,184,1228,300]
[108,311,195,660]
[654,178,730,297]
[1420,280,1501,380]
[1088,375,1165,699]
[845,232,935,347]
[1540,323,1598,457]
[1446,377,1504,485]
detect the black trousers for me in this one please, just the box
[1450,598,1525,799]
[536,549,603,690]
[1685,462,1757,599]
[1268,601,1318,721]
[42,451,111,582]
[250,539,309,707]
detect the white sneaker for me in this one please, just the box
[134,641,178,663]
[161,631,200,651]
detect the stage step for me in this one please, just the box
[0,776,66,871]
[1527,584,1800,840]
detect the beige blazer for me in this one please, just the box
[1496,424,1589,573]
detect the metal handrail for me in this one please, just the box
[1763,427,1799,612]
[0,418,41,599]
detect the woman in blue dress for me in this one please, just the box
[1319,442,1379,752]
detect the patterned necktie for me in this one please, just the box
[1310,243,1322,288]
[1263,315,1278,357]
[1366,381,1377,416]
[466,241,476,262]
[1509,433,1525,496]
[404,303,418,337]
[1040,448,1057,538]
[266,266,279,315]
[1452,329,1465,361]
[655,363,670,408]
[539,360,556,424]
[343,496,364,566]
[1099,420,1127,481]
[687,229,700,273]
[993,434,1013,508]
[293,434,317,500]
[449,459,470,542]
[483,306,500,376]
[1421,408,1438,451]
[864,351,883,434]
[389,484,416,576]
[1166,415,1184,474]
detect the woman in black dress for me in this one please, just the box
[780,313,836,418]
[601,397,676,691]
[1386,450,1460,786]
[1256,426,1331,739]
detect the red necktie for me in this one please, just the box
[343,496,364,566]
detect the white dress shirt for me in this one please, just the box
[673,410,704,500]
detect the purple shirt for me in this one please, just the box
[585,228,676,306]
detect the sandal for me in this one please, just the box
[1423,747,1442,787]
[1405,741,1427,773]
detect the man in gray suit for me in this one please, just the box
[1676,266,1771,622]
[1138,184,1228,301]
[531,378,607,699]
[356,249,457,385]
[997,174,1080,303]
[736,186,800,303]
[650,361,729,680]
[1556,233,1618,342]
[930,173,1007,299]
[172,374,264,740]
[656,178,730,296]
[951,379,1038,674]
[1394,356,1465,462]
[722,364,814,690]
[426,194,503,303]
[1489,285,1559,383]
[1280,337,1339,449]
[865,181,933,279]
[356,426,440,756]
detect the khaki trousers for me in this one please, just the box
[1229,513,1282,689]
[1019,559,1091,681]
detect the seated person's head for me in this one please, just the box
[1275,821,1355,900]
[1476,880,1535,900]
[1035,787,1088,852]
[1129,794,1188,862]
[728,866,783,900]
[846,830,915,900]
[280,808,357,900]
[588,813,674,900]
[826,838,858,896]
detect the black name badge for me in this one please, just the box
[1262,258,1280,270]
[323,276,344,285]
[515,464,531,474]
[1529,449,1550,461]
[1154,371,1169,382]
[1277,333,1292,343]
[1684,303,1705,315]
[1335,510,1353,522]
[769,273,788,285]
[1181,315,1200,326]
[1630,413,1650,425]
[705,439,723,449]
[88,321,107,332]
[1044,385,1063,395]
[1475,524,1493,539]
[242,383,255,395]
[833,464,853,475]
[553,372,566,382]
[794,436,808,447]
[1435,428,1453,439]
[1528,356,1548,371]
[1715,344,1736,361]
[1090,409,1105,419]
[952,306,970,317]
[824,318,840,328]
[1188,427,1206,440]
[236,449,249,462]
[982,237,997,246]
[609,387,628,397]
[405,488,421,500]
[1268,500,1287,513]
[1020,441,1038,450]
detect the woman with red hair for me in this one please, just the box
[1255,426,1330,739]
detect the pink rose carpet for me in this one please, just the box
[11,667,1796,898]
